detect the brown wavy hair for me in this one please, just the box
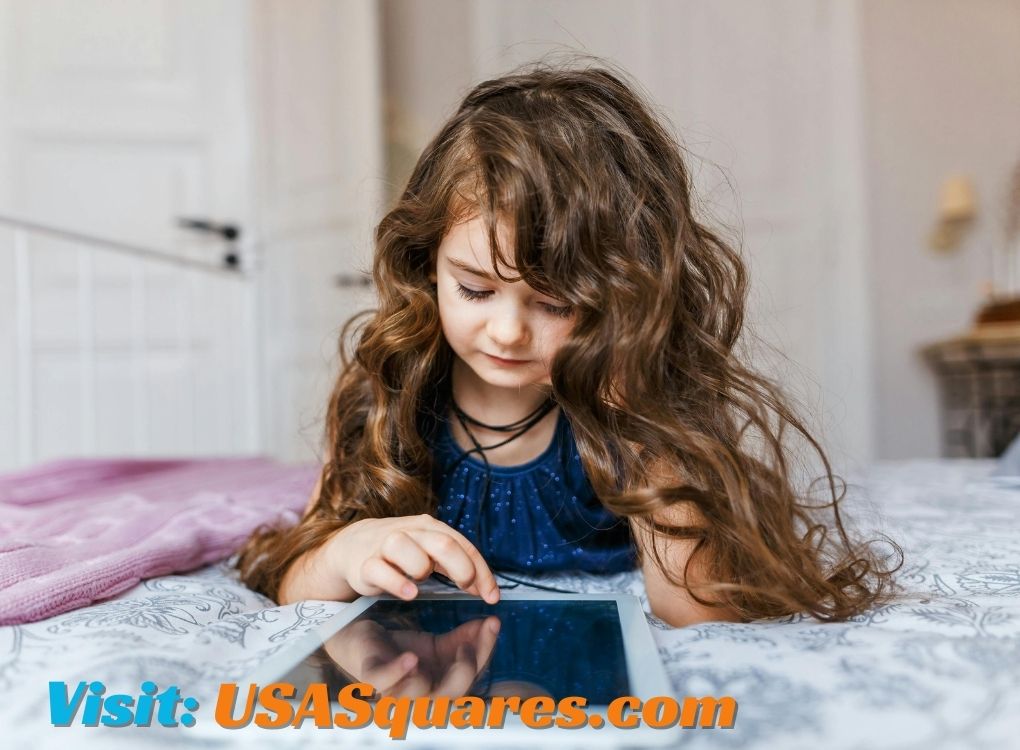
[236,57,903,619]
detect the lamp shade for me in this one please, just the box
[938,175,977,221]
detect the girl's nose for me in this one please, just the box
[486,308,529,348]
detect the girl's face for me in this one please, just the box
[430,214,575,392]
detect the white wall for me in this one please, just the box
[380,0,477,197]
[861,0,1020,458]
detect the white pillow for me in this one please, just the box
[992,432,1020,475]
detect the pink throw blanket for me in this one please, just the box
[0,457,317,625]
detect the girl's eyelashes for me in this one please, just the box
[454,283,573,318]
[542,302,574,319]
[454,283,491,301]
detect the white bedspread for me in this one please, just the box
[2,459,1018,749]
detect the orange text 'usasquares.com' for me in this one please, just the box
[214,682,738,739]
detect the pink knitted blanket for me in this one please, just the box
[0,457,317,625]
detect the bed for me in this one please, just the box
[1,457,1018,749]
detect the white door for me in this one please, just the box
[0,0,383,469]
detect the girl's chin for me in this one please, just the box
[478,372,542,388]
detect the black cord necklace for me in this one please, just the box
[436,392,580,595]
[445,394,558,495]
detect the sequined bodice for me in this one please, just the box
[429,402,636,574]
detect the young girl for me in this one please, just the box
[237,61,901,637]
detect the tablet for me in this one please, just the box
[236,592,681,747]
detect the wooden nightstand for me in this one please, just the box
[922,324,1020,458]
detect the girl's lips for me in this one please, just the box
[485,353,530,366]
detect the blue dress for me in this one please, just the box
[429,402,637,574]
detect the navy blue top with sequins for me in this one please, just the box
[429,404,637,574]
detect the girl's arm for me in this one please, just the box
[628,463,744,628]
[277,529,361,604]
[630,510,743,628]
[277,474,360,604]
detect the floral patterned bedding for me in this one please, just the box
[1,459,1018,749]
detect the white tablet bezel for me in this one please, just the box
[239,591,681,747]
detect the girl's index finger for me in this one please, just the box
[445,533,500,604]
[439,531,500,604]
[412,527,500,604]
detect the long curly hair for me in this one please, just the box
[236,58,903,619]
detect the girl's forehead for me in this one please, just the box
[440,214,520,279]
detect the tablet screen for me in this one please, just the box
[278,599,631,704]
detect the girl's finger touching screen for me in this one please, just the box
[411,526,499,602]
[418,518,500,602]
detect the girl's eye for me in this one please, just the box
[455,282,573,318]
[541,303,574,319]
[455,283,492,301]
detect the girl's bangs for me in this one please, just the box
[445,134,565,298]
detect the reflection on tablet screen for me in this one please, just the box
[279,600,630,705]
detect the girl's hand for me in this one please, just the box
[332,515,501,604]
